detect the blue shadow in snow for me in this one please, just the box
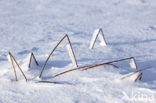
[110,39,156,46]
[36,60,71,70]
[136,60,156,83]
[0,58,7,61]
[18,50,30,55]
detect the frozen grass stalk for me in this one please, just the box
[90,28,107,49]
[39,34,78,78]
[54,57,136,77]
[8,52,27,82]
[28,52,39,69]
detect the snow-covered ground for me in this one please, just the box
[0,0,156,103]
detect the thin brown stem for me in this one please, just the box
[54,57,137,78]
[9,52,18,81]
[28,53,33,68]
[66,35,78,67]
[9,52,27,82]
[121,66,151,80]
[134,72,143,82]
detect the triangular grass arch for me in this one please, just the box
[39,34,78,78]
[8,52,27,81]
[28,52,39,69]
[90,28,107,49]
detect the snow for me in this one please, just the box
[0,0,156,103]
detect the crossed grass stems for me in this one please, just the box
[8,34,147,83]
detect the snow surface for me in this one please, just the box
[0,0,156,103]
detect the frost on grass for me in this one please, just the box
[0,0,156,103]
[129,58,137,69]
